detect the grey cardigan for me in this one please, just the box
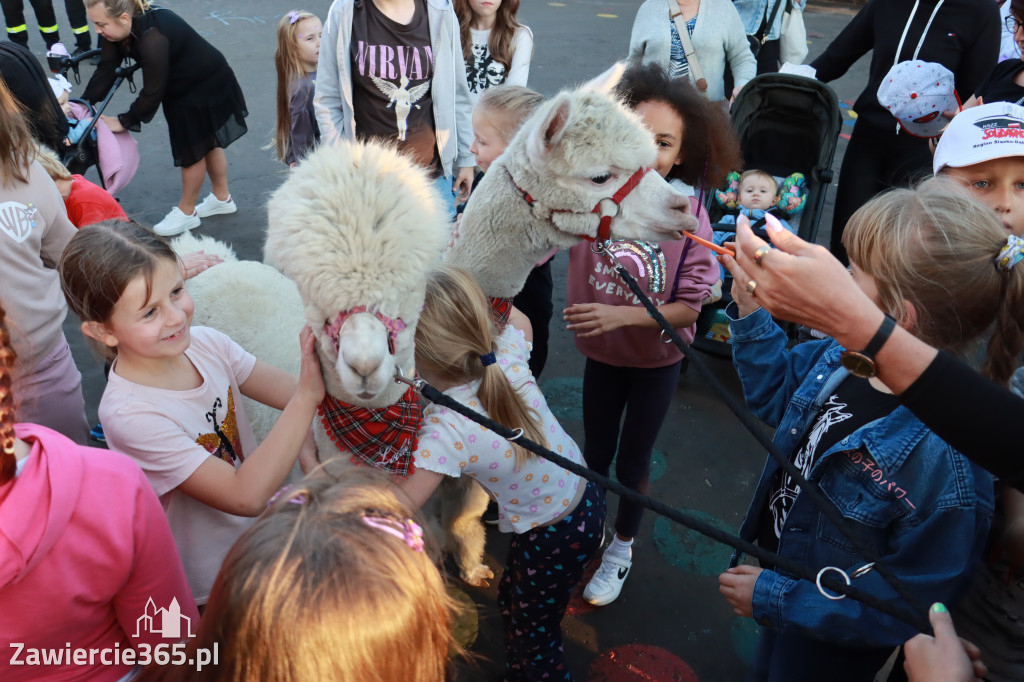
[314,0,475,177]
[629,0,757,102]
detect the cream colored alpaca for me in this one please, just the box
[448,67,699,298]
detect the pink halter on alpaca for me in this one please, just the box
[324,306,407,355]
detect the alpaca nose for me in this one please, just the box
[343,349,383,380]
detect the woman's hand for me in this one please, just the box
[297,326,326,408]
[718,565,763,618]
[903,604,987,682]
[563,302,635,338]
[178,250,223,280]
[100,114,125,133]
[727,215,883,350]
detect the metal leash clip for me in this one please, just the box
[815,562,876,601]
[393,367,426,393]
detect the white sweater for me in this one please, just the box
[629,0,757,102]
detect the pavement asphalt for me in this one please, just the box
[17,1,881,679]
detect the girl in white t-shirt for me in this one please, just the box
[397,266,605,682]
[455,0,533,103]
[58,220,324,603]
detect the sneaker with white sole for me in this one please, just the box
[195,193,237,218]
[583,551,632,606]
[152,206,200,236]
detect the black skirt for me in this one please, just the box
[163,65,248,168]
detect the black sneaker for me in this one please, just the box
[483,499,499,526]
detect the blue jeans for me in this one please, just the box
[433,173,456,221]
[748,628,892,682]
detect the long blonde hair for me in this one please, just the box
[416,266,546,468]
[0,303,17,486]
[82,0,150,16]
[32,142,72,182]
[0,75,35,188]
[137,467,458,682]
[272,10,318,162]
[844,178,1024,385]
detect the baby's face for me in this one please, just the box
[942,157,1024,235]
[58,91,71,118]
[739,177,775,210]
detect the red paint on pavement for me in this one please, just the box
[588,644,699,682]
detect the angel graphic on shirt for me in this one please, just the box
[370,74,430,141]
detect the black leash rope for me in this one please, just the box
[403,377,929,634]
[593,241,933,632]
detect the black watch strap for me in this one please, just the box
[861,314,896,359]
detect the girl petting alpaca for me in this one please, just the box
[455,0,533,103]
[467,85,550,378]
[717,180,1001,682]
[58,220,324,604]
[397,266,605,682]
[0,302,197,682]
[563,62,741,606]
[137,468,458,682]
[273,9,322,167]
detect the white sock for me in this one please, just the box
[606,536,633,560]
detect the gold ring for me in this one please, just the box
[745,280,757,296]
[753,245,772,266]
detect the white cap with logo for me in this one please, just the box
[933,102,1024,174]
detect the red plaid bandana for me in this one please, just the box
[489,296,513,330]
[317,386,422,477]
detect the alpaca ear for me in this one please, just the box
[581,61,627,96]
[526,95,571,166]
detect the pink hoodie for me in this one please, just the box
[0,424,198,681]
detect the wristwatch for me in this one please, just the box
[840,314,896,379]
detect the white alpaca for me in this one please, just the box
[447,69,699,299]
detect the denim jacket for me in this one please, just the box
[727,305,994,647]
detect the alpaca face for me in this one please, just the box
[329,312,403,403]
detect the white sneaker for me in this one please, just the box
[152,207,200,236]
[195,193,237,218]
[583,551,632,606]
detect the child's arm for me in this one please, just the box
[176,328,325,516]
[394,467,446,510]
[505,26,533,87]
[509,305,534,343]
[564,300,697,338]
[287,78,317,166]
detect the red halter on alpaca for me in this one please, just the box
[509,166,653,243]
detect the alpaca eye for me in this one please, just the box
[590,173,612,185]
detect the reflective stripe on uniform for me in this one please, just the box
[6,24,27,33]
[71,25,89,34]
[39,24,58,33]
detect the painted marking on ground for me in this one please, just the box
[588,644,699,681]
[597,13,619,18]
[730,616,761,664]
[652,509,735,577]
[541,376,584,423]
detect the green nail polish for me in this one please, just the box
[931,602,947,613]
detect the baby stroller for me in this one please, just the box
[47,45,141,193]
[691,73,842,357]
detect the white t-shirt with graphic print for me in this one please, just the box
[465,25,534,103]
[415,325,583,533]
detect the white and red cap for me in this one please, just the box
[877,60,960,139]
[933,102,1024,174]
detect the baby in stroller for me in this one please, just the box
[45,43,139,195]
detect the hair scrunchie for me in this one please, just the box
[996,234,1024,272]
[480,351,497,366]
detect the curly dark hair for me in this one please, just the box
[616,62,742,189]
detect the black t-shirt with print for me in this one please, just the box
[758,376,901,557]
[350,0,439,172]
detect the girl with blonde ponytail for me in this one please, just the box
[0,301,196,682]
[398,265,606,682]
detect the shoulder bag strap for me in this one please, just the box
[755,0,785,44]
[666,0,709,94]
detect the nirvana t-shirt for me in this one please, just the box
[350,0,439,172]
[758,376,900,556]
